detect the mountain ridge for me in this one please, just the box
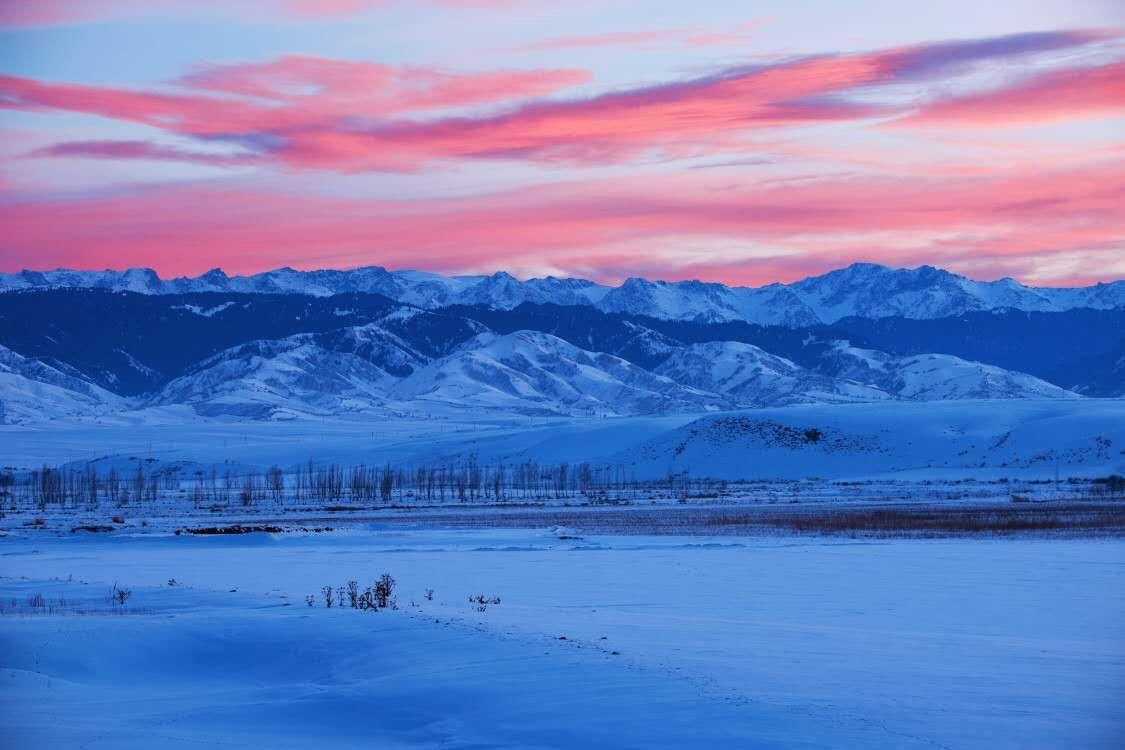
[4,262,1123,327]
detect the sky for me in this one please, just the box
[1,0,1123,287]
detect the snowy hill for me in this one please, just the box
[392,331,730,416]
[133,333,1077,420]
[612,399,1125,480]
[5,262,1122,326]
[0,345,126,423]
[147,317,472,418]
[150,327,732,419]
[654,341,888,406]
[153,335,408,419]
[820,342,1077,401]
[0,285,1112,424]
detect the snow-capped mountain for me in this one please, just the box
[150,327,731,419]
[4,262,1122,326]
[819,342,1077,401]
[785,263,1096,323]
[150,318,463,418]
[153,324,441,420]
[596,277,825,326]
[609,321,683,369]
[391,331,729,416]
[0,345,125,423]
[655,342,889,406]
[451,272,610,308]
[0,275,1111,423]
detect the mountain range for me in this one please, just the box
[4,262,1124,326]
[2,263,1121,424]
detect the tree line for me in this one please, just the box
[0,457,721,513]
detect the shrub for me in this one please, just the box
[374,574,395,609]
[469,594,501,612]
[110,584,132,606]
[346,580,359,609]
[357,587,376,610]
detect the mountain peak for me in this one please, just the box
[822,262,891,277]
[1,263,1122,327]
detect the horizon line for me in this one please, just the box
[5,260,1123,291]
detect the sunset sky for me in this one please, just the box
[1,0,1123,286]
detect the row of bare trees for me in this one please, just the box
[1,457,727,513]
[7,464,158,511]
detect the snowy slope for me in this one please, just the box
[0,345,126,423]
[392,331,730,416]
[13,531,1121,750]
[820,341,1077,400]
[791,263,1043,322]
[5,263,1121,325]
[613,399,1125,480]
[153,326,428,418]
[655,341,889,406]
[596,277,824,326]
[597,278,745,323]
[611,321,682,368]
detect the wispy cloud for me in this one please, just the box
[0,0,525,27]
[4,157,1122,286]
[896,59,1125,127]
[26,140,262,167]
[6,30,1115,174]
[503,22,765,53]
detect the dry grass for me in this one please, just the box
[331,499,1125,538]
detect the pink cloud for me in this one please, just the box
[504,20,765,52]
[506,29,696,53]
[0,0,525,26]
[897,59,1125,127]
[2,157,1121,286]
[1,54,890,172]
[26,140,262,166]
[8,31,1116,174]
[0,1,350,26]
[178,55,592,115]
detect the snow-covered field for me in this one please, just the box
[5,398,1123,480]
[3,395,1123,748]
[2,527,1123,748]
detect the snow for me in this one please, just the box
[6,262,1121,325]
[152,337,404,419]
[4,262,1122,748]
[2,529,1122,748]
[2,398,1122,481]
[0,345,125,424]
[615,398,1125,480]
[171,301,236,317]
[3,317,1079,425]
[390,330,727,416]
[656,340,890,405]
[824,341,1076,401]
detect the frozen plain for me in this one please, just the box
[4,398,1125,481]
[3,397,1124,748]
[2,526,1123,749]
